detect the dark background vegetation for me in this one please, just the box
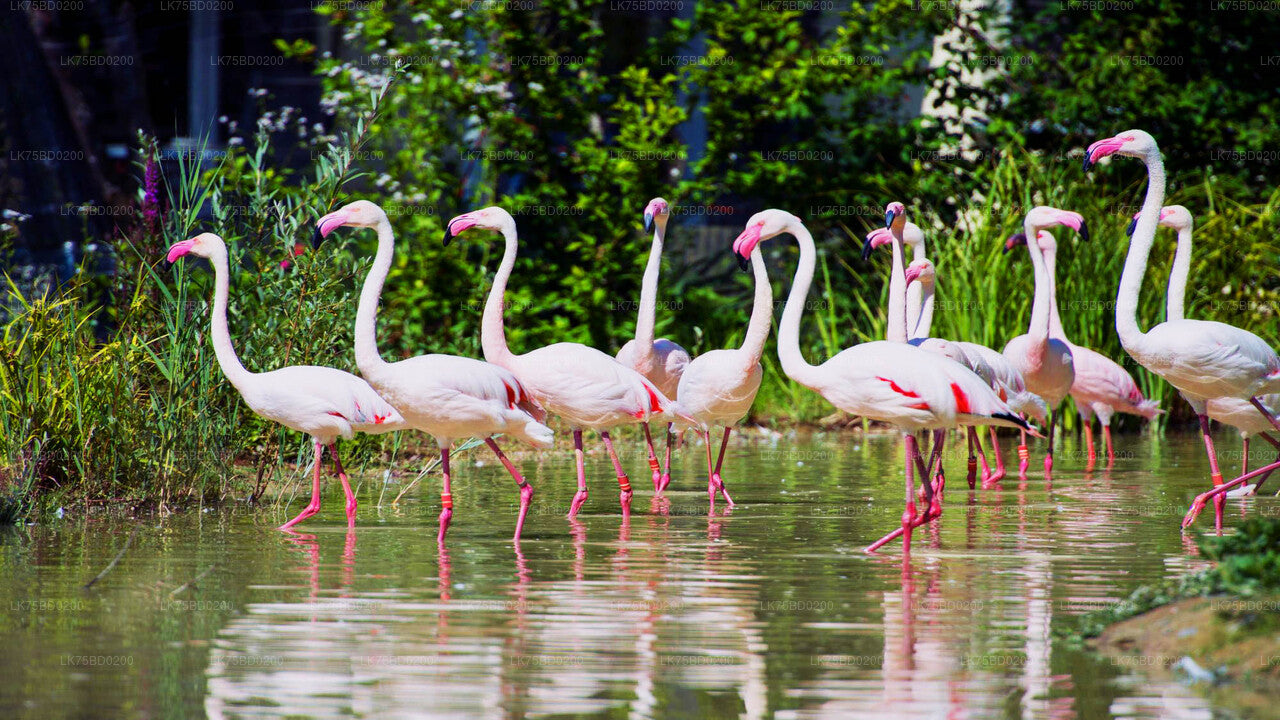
[2,0,1279,515]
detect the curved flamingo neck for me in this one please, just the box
[913,277,935,340]
[1167,224,1192,322]
[632,220,666,354]
[354,219,394,372]
[906,236,928,338]
[207,246,253,389]
[1042,245,1069,342]
[1117,148,1167,352]
[1021,216,1053,365]
[776,221,823,388]
[482,224,518,367]
[886,232,908,343]
[739,246,773,362]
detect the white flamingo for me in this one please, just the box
[444,206,690,519]
[733,207,1034,554]
[675,223,774,510]
[1134,205,1280,494]
[1082,129,1280,529]
[314,200,554,543]
[1005,230,1161,468]
[165,233,405,531]
[615,197,691,493]
[1001,206,1086,476]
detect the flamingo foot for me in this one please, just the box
[345,497,358,527]
[437,507,453,545]
[513,482,534,540]
[568,489,588,519]
[279,502,320,531]
[866,502,925,554]
[1044,453,1054,476]
[658,473,671,492]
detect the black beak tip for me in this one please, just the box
[1002,244,1012,255]
[1078,221,1089,242]
[442,227,454,246]
[736,252,750,272]
[311,227,325,250]
[644,214,654,233]
[860,239,873,262]
[1081,154,1093,172]
[884,211,894,230]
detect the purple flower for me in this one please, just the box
[142,156,161,231]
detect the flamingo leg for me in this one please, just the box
[702,429,716,510]
[1044,410,1056,476]
[568,428,588,518]
[1250,397,1280,433]
[925,429,945,519]
[438,446,453,545]
[1083,422,1096,471]
[280,439,324,531]
[642,422,662,492]
[711,426,735,508]
[1249,433,1280,495]
[329,443,357,527]
[965,428,978,490]
[1183,457,1280,528]
[866,433,920,554]
[599,430,632,518]
[971,427,993,485]
[485,437,533,540]
[1242,437,1250,478]
[1017,429,1030,477]
[988,428,1006,483]
[658,422,674,492]
[1103,424,1115,466]
[1196,414,1226,532]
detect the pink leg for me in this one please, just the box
[867,433,920,554]
[1248,433,1280,495]
[1197,414,1226,531]
[1017,429,1030,477]
[568,428,588,518]
[965,428,979,490]
[1084,422,1096,471]
[280,440,324,531]
[1250,397,1280,433]
[328,443,357,527]
[1183,457,1280,528]
[972,428,993,485]
[486,437,534,540]
[703,429,716,509]
[1242,437,1250,478]
[1104,424,1115,466]
[988,428,1006,483]
[711,427,735,508]
[924,429,945,519]
[438,446,453,546]
[642,422,662,492]
[599,431,632,518]
[1043,411,1056,476]
[659,423,674,492]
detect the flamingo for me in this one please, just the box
[1130,205,1280,494]
[674,220,773,510]
[1082,129,1280,529]
[444,206,689,520]
[1004,230,1161,468]
[615,197,691,493]
[732,207,1035,554]
[314,200,555,543]
[864,228,1048,487]
[164,233,406,531]
[1001,206,1086,476]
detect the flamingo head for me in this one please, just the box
[884,201,907,231]
[165,232,222,264]
[1002,232,1027,255]
[1083,129,1156,171]
[443,206,515,245]
[1127,204,1193,236]
[643,197,670,232]
[314,200,386,248]
[904,258,935,286]
[732,209,800,270]
[861,227,893,261]
[1024,206,1089,242]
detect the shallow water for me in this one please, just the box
[1,430,1273,719]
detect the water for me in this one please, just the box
[0,431,1270,719]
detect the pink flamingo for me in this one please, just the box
[1001,206,1087,476]
[675,220,773,510]
[733,207,1035,554]
[1134,205,1280,494]
[314,201,555,543]
[865,229,1048,487]
[1004,230,1161,468]
[444,206,689,519]
[615,197,691,493]
[1082,129,1280,529]
[164,233,405,531]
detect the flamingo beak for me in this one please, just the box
[732,223,763,271]
[1003,233,1027,255]
[165,238,197,264]
[443,213,479,246]
[904,266,922,284]
[862,228,892,261]
[884,208,897,229]
[314,209,352,248]
[1082,136,1126,172]
[643,211,654,233]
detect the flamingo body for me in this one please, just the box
[616,338,689,399]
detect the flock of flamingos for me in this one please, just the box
[163,128,1280,554]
